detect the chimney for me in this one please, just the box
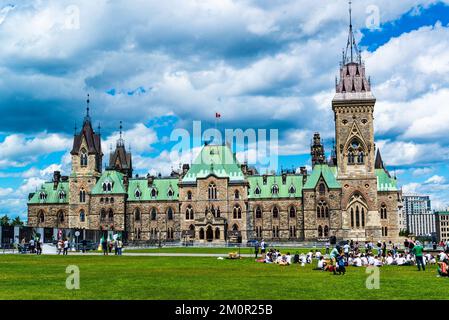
[300,167,308,185]
[282,173,287,185]
[182,164,190,176]
[147,174,154,187]
[123,175,129,188]
[53,171,61,190]
[241,163,248,175]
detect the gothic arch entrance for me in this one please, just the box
[206,225,213,242]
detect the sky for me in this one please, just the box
[1,0,449,220]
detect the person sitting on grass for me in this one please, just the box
[361,254,368,266]
[315,250,322,260]
[265,252,273,264]
[386,253,394,265]
[353,255,362,267]
[285,253,292,265]
[293,252,300,264]
[314,256,326,270]
[373,256,383,267]
[437,259,449,277]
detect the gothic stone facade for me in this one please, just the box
[27,20,402,243]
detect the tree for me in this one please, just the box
[0,215,10,227]
[11,216,23,227]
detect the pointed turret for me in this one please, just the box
[335,1,372,95]
[70,94,103,172]
[374,149,384,169]
[311,133,325,167]
[107,121,133,178]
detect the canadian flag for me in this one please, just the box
[215,112,221,119]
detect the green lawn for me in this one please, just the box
[0,255,447,300]
[124,247,321,254]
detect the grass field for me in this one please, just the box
[124,247,318,254]
[1,254,448,300]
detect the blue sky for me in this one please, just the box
[1,0,449,220]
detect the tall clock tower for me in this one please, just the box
[332,3,381,241]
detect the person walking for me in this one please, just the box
[102,238,108,256]
[63,238,69,255]
[81,239,87,253]
[117,238,123,256]
[29,238,35,254]
[260,239,266,258]
[254,240,260,260]
[325,241,330,255]
[412,241,425,271]
[36,238,42,255]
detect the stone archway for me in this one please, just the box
[206,225,213,242]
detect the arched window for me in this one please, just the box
[348,139,364,165]
[289,226,297,238]
[186,205,194,220]
[317,200,328,219]
[38,210,45,224]
[380,204,387,220]
[233,205,242,219]
[57,211,64,223]
[318,225,323,237]
[59,191,65,200]
[151,208,157,221]
[350,208,354,228]
[234,190,240,200]
[256,226,262,238]
[135,189,141,199]
[167,228,174,240]
[356,206,360,228]
[271,184,279,195]
[216,207,221,218]
[289,185,296,194]
[79,210,85,222]
[319,183,326,194]
[348,151,355,164]
[79,189,86,203]
[358,151,364,164]
[254,186,261,195]
[151,188,158,198]
[289,206,296,218]
[187,191,192,200]
[100,197,104,203]
[255,206,262,219]
[208,183,217,200]
[167,187,174,197]
[39,192,47,201]
[215,228,220,240]
[100,209,106,222]
[134,209,141,222]
[324,225,329,237]
[232,224,239,231]
[272,206,279,218]
[167,207,174,220]
[199,228,205,240]
[108,209,114,222]
[189,225,195,238]
[80,149,88,167]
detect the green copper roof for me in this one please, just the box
[436,211,449,215]
[303,164,340,189]
[376,169,398,192]
[182,145,244,183]
[128,178,179,201]
[92,170,126,194]
[248,175,303,199]
[28,181,69,205]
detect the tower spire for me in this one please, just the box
[117,121,125,147]
[84,94,91,123]
[343,1,361,65]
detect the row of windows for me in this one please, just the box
[350,205,366,229]
[134,187,175,199]
[37,210,85,224]
[253,185,296,196]
[318,225,330,237]
[39,191,66,201]
[255,206,296,219]
[254,226,298,238]
[134,208,175,221]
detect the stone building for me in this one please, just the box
[27,10,402,243]
[434,210,449,243]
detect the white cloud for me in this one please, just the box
[0,133,71,168]
[425,175,446,185]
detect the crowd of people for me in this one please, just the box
[254,238,449,277]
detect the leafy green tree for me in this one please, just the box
[11,216,23,226]
[0,215,10,226]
